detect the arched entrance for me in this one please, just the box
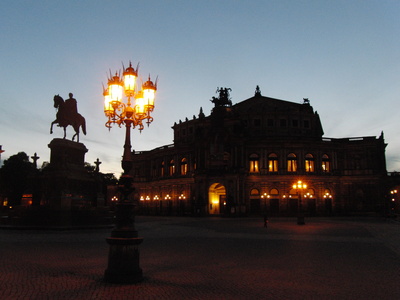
[208,183,226,215]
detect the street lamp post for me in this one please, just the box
[103,61,157,283]
[261,192,270,213]
[293,180,307,225]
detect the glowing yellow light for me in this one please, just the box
[109,84,123,103]
[293,180,307,190]
[103,88,113,116]
[144,88,155,108]
[142,76,157,110]
[124,75,136,94]
[135,91,146,116]
[108,73,123,103]
[123,62,137,96]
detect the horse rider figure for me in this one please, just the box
[64,93,78,123]
[51,93,86,142]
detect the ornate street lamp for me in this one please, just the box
[293,180,307,225]
[103,61,157,284]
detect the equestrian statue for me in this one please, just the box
[50,93,86,142]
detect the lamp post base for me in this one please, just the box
[104,236,143,283]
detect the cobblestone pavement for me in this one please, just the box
[1,216,400,299]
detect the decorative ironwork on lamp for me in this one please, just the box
[103,61,157,132]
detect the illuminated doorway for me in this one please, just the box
[208,183,226,215]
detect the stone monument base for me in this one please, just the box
[21,138,111,227]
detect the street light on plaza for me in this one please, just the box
[103,61,157,284]
[293,180,307,225]
[261,192,270,212]
[390,189,398,215]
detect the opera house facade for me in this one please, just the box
[131,87,388,216]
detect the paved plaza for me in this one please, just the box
[1,216,400,299]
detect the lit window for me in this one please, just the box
[169,160,175,175]
[250,188,260,196]
[287,153,297,172]
[268,153,278,172]
[322,154,330,172]
[305,154,314,172]
[181,158,188,175]
[160,161,164,177]
[249,154,259,173]
[270,188,279,196]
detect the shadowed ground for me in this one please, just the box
[1,216,399,299]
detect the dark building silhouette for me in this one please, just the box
[130,87,388,216]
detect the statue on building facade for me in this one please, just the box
[211,87,232,108]
[50,93,86,142]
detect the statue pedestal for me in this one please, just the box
[41,139,95,210]
[48,138,88,171]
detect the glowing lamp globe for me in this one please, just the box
[103,88,113,117]
[123,62,138,96]
[134,91,146,116]
[142,77,157,110]
[108,73,123,103]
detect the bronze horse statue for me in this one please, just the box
[50,94,86,142]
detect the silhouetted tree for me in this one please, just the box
[102,173,118,185]
[84,162,96,173]
[0,152,35,206]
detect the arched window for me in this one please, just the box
[305,153,314,172]
[322,154,331,172]
[268,153,278,172]
[287,153,297,172]
[250,188,260,196]
[249,153,259,173]
[270,188,279,195]
[180,158,188,175]
[169,160,175,176]
[160,161,165,177]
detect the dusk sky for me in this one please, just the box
[1,1,399,175]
